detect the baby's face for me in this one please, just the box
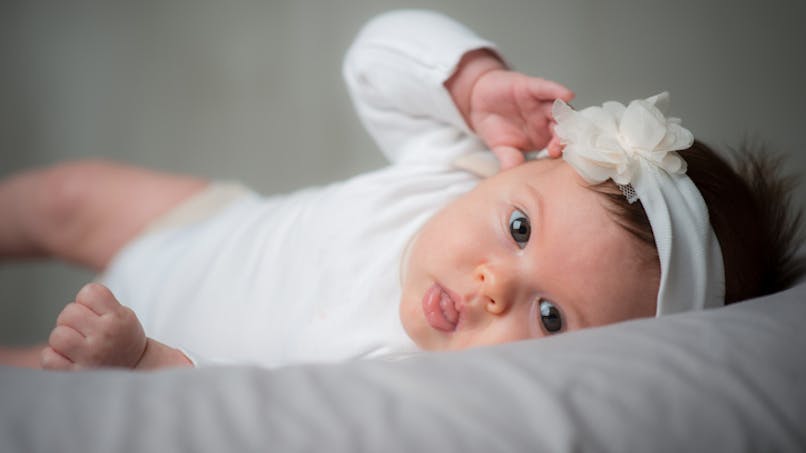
[399,158,659,351]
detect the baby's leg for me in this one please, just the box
[0,159,207,271]
[0,345,45,368]
[41,283,192,370]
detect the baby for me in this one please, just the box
[1,10,802,370]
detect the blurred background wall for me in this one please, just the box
[1,0,804,344]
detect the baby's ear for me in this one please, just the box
[452,151,500,177]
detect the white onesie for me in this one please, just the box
[100,10,497,368]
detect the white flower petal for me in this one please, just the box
[553,100,596,144]
[593,135,623,155]
[619,100,667,151]
[644,92,670,115]
[602,101,626,120]
[660,152,686,174]
[581,106,619,134]
[563,147,615,184]
[656,123,694,152]
[611,169,633,186]
[555,92,694,190]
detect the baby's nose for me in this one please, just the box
[474,263,517,315]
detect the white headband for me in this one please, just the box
[552,92,725,315]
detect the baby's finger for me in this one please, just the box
[527,78,575,102]
[546,136,564,158]
[75,283,121,315]
[492,146,526,170]
[48,325,86,361]
[56,302,100,335]
[40,345,75,371]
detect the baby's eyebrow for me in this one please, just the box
[521,183,545,233]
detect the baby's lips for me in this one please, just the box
[440,289,460,324]
[422,283,460,332]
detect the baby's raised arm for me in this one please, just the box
[344,9,572,168]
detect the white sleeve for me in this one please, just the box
[343,9,499,165]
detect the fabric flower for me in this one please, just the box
[552,92,693,186]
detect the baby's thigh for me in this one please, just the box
[42,160,208,270]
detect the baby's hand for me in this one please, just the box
[41,283,146,370]
[469,69,573,168]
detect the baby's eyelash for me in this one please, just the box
[508,208,531,249]
[528,298,564,336]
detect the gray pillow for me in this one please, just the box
[2,282,805,453]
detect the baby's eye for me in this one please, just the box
[539,300,563,334]
[508,209,530,249]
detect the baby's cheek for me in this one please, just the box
[466,319,535,349]
[501,318,536,343]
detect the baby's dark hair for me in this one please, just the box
[592,140,805,304]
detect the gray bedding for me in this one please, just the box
[1,282,804,452]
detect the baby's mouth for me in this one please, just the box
[422,283,460,332]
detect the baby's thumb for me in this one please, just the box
[492,146,526,170]
[546,136,565,158]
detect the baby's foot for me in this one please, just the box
[41,283,146,370]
